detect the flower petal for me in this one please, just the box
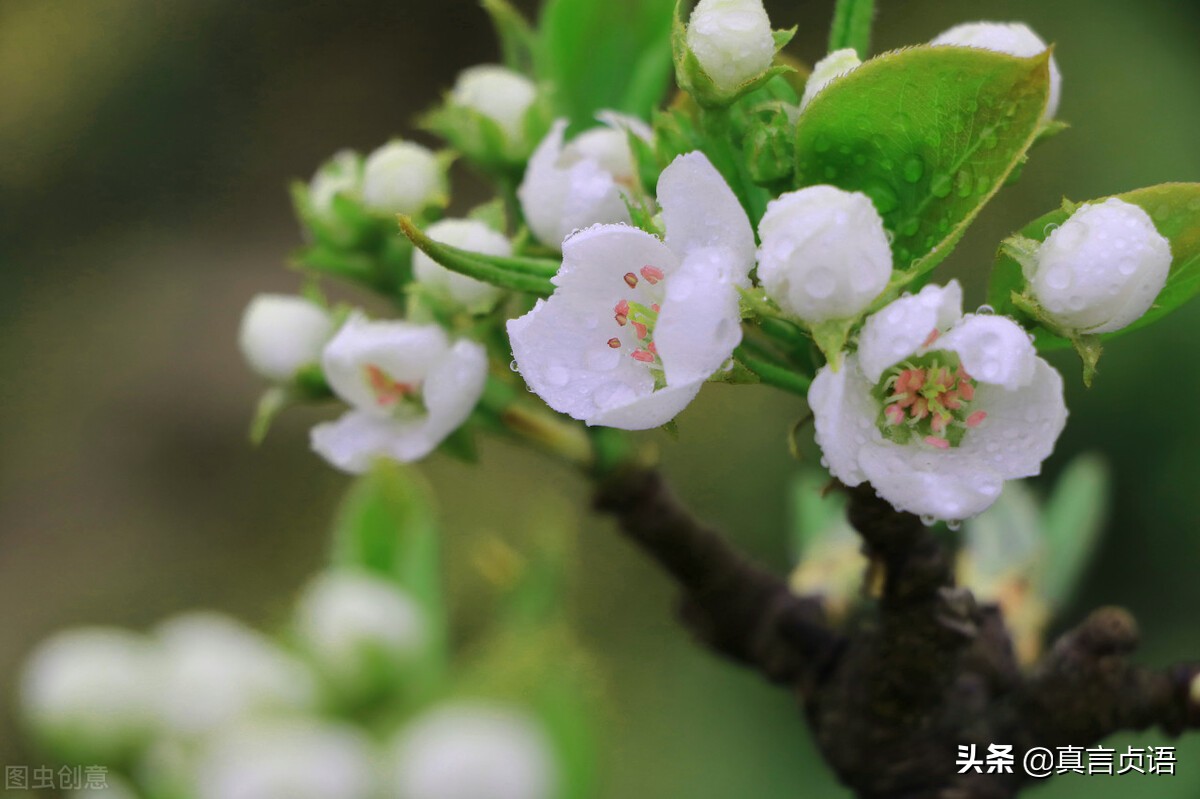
[420,339,488,441]
[587,380,704,430]
[311,412,412,474]
[655,248,743,386]
[808,356,879,487]
[935,313,1036,389]
[857,442,1006,520]
[658,153,755,283]
[322,314,449,415]
[857,282,963,383]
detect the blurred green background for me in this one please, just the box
[2,0,1199,796]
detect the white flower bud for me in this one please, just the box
[309,150,363,222]
[1026,198,1171,334]
[931,22,1062,119]
[239,294,335,382]
[362,141,446,215]
[156,613,317,738]
[389,703,557,799]
[196,721,377,799]
[413,219,511,313]
[20,628,159,762]
[800,48,862,111]
[450,65,537,141]
[757,186,892,323]
[686,0,776,94]
[294,571,426,693]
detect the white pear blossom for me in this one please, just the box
[809,281,1068,520]
[309,150,363,222]
[361,140,446,215]
[196,721,377,799]
[156,613,317,738]
[686,0,776,94]
[1026,198,1171,334]
[20,628,160,761]
[931,22,1062,120]
[294,570,426,691]
[518,112,652,250]
[799,48,862,111]
[508,152,756,430]
[412,219,511,313]
[757,186,892,324]
[312,314,487,471]
[389,703,557,799]
[239,294,335,382]
[450,65,537,141]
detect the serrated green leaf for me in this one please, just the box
[398,216,555,296]
[794,46,1051,276]
[1039,454,1109,608]
[990,183,1200,347]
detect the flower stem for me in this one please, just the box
[828,0,875,58]
[734,346,812,396]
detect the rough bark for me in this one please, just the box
[595,467,1200,799]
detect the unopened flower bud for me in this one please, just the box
[686,0,776,95]
[413,219,511,313]
[450,65,537,142]
[362,141,446,216]
[800,48,862,111]
[757,186,892,323]
[240,294,335,382]
[295,571,426,695]
[309,150,363,222]
[931,22,1062,119]
[1026,198,1171,334]
[20,628,159,762]
[389,703,557,799]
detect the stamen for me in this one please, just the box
[623,272,639,288]
[922,328,940,348]
[631,350,655,363]
[632,321,648,339]
[924,436,951,450]
[607,337,621,349]
[885,404,905,425]
[966,411,987,428]
[640,265,664,285]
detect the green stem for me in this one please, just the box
[828,0,875,58]
[734,346,812,396]
[398,216,554,296]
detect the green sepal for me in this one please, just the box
[398,216,555,296]
[248,364,334,445]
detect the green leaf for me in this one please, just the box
[482,0,538,76]
[828,0,875,58]
[990,183,1200,345]
[1040,454,1109,608]
[794,46,1051,276]
[538,0,675,127]
[330,464,447,691]
[398,216,555,296]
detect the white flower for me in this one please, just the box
[239,294,335,382]
[508,152,755,430]
[412,219,511,313]
[757,186,892,324]
[312,314,487,471]
[389,703,556,799]
[156,613,317,738]
[799,48,862,111]
[809,281,1068,520]
[1026,198,1171,334]
[294,571,426,692]
[450,65,537,141]
[518,112,652,250]
[931,21,1062,120]
[196,721,377,799]
[362,140,446,215]
[309,150,363,222]
[686,0,776,94]
[20,628,159,761]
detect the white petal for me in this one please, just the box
[658,152,756,283]
[655,248,743,386]
[956,358,1067,480]
[595,110,654,145]
[239,294,334,382]
[857,443,1007,520]
[799,48,862,111]
[807,356,879,487]
[587,380,705,430]
[311,412,418,474]
[935,313,1036,389]
[556,223,680,297]
[857,281,964,383]
[321,314,449,415]
[420,339,489,443]
[931,22,1062,120]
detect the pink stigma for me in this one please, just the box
[640,265,664,285]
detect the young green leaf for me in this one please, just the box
[990,183,1200,346]
[482,0,538,76]
[399,216,556,296]
[794,46,1051,276]
[1040,454,1109,608]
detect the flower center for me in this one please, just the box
[607,265,667,388]
[364,364,425,417]
[872,351,986,449]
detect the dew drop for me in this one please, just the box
[867,183,900,214]
[919,514,937,527]
[946,520,962,532]
[977,304,995,315]
[509,359,520,372]
[1043,222,1059,237]
[929,173,953,198]
[902,156,925,184]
